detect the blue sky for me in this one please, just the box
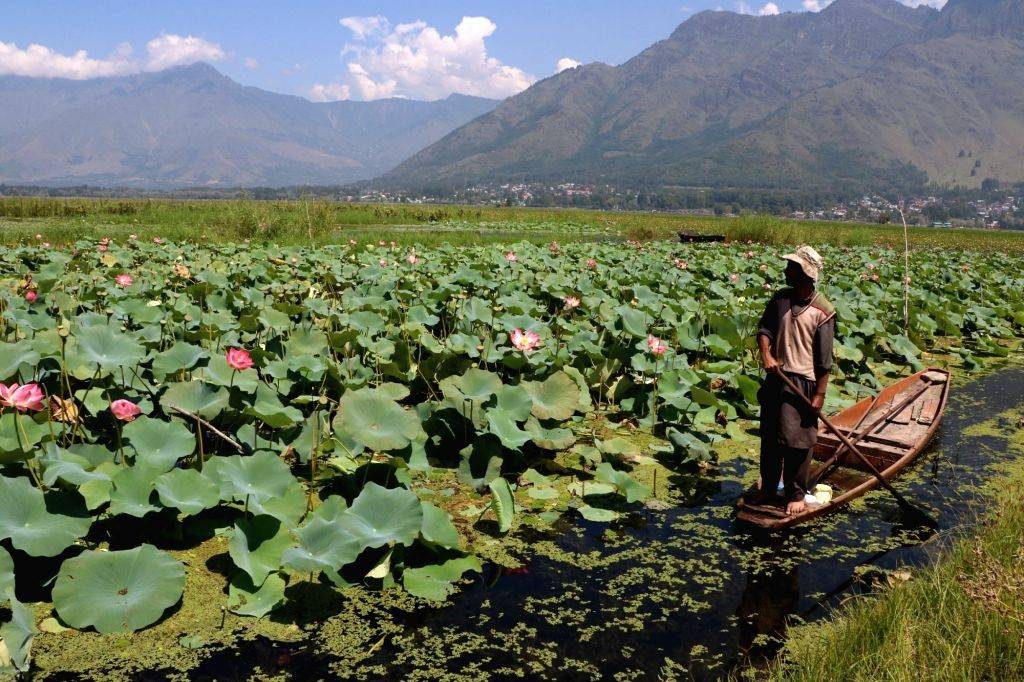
[0,0,946,101]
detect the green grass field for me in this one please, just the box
[2,196,1024,251]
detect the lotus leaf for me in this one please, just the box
[151,342,208,378]
[402,556,482,601]
[0,476,91,556]
[228,515,293,585]
[0,547,13,595]
[338,482,422,549]
[123,417,195,471]
[72,325,146,375]
[333,387,423,452]
[246,383,302,428]
[154,469,221,515]
[0,413,50,464]
[488,477,516,533]
[281,516,362,573]
[109,466,162,517]
[160,381,228,420]
[205,452,296,503]
[420,502,460,549]
[486,409,533,449]
[579,505,619,522]
[522,371,580,421]
[0,593,35,671]
[227,571,286,618]
[0,341,40,382]
[52,544,185,634]
[594,463,651,503]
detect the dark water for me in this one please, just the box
[160,366,1024,681]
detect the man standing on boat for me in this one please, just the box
[754,245,835,515]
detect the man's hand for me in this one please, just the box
[811,393,826,411]
[763,353,781,374]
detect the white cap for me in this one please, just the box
[783,245,824,282]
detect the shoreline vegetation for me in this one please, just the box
[3,196,1024,252]
[767,407,1024,682]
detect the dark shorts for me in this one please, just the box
[758,372,819,450]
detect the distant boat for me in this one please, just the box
[736,368,950,530]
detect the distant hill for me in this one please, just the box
[0,63,497,188]
[385,0,1024,192]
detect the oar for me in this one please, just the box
[774,370,939,528]
[809,380,932,488]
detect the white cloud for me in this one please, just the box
[759,2,780,15]
[330,15,535,101]
[899,0,946,6]
[0,34,226,79]
[339,16,388,40]
[244,57,259,69]
[144,34,226,71]
[555,57,582,73]
[0,41,136,79]
[308,82,351,102]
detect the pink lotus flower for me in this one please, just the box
[674,259,688,270]
[871,274,880,282]
[505,251,518,263]
[98,243,109,253]
[379,240,386,246]
[129,233,138,240]
[549,241,560,253]
[115,274,133,287]
[763,283,772,290]
[745,251,755,258]
[110,399,141,422]
[153,237,165,244]
[25,290,38,304]
[730,273,739,283]
[586,258,597,269]
[379,259,388,267]
[226,348,254,371]
[564,296,580,309]
[42,242,51,248]
[0,383,45,412]
[34,233,42,240]
[760,263,769,271]
[406,254,419,265]
[510,328,541,352]
[647,335,668,356]
[867,263,876,270]
[349,239,357,245]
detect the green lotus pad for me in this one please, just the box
[52,544,186,634]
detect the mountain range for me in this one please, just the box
[387,0,1024,192]
[0,64,496,188]
[1,0,1021,192]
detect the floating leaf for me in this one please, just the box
[403,556,482,601]
[205,452,296,504]
[281,516,361,573]
[109,465,161,517]
[579,506,619,522]
[420,502,460,549]
[338,482,422,549]
[522,371,580,421]
[0,593,36,671]
[52,544,185,634]
[228,515,293,585]
[154,469,221,516]
[333,388,423,452]
[123,417,195,471]
[227,572,286,618]
[0,477,91,557]
[160,382,229,420]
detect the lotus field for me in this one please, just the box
[0,235,1021,669]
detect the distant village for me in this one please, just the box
[352,182,1024,230]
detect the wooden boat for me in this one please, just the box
[736,367,950,530]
